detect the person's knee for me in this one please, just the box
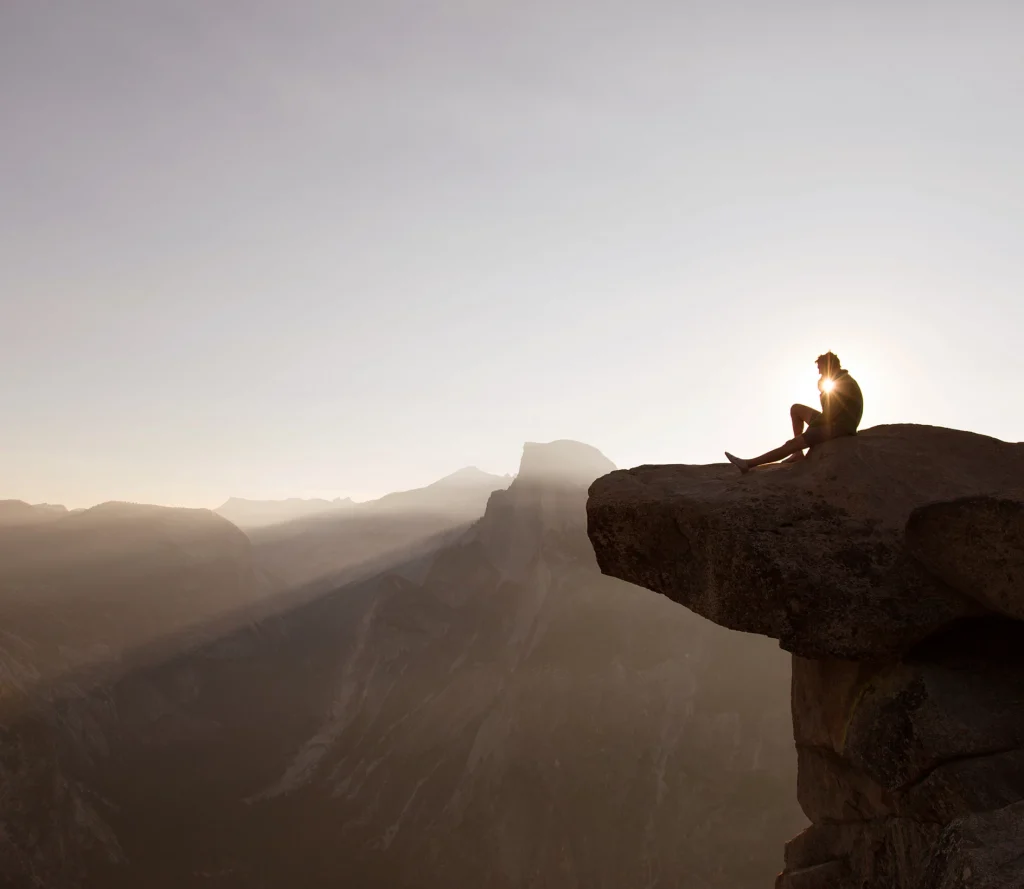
[790,403,803,419]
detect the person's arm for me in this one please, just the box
[817,376,829,411]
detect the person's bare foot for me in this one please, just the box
[724,452,750,474]
[781,452,805,464]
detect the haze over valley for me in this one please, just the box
[0,440,804,888]
[4,1,1024,886]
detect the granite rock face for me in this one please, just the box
[587,424,1024,888]
[906,496,1024,622]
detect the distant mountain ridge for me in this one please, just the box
[215,467,512,529]
[0,500,70,526]
[0,466,517,696]
[241,466,513,592]
[216,495,357,529]
[363,466,512,514]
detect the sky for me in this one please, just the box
[2,0,1023,508]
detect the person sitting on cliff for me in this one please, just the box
[724,352,864,474]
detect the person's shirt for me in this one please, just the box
[819,368,864,432]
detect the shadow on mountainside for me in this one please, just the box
[1,441,803,889]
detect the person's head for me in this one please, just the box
[816,351,841,377]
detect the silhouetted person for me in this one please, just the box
[725,352,863,473]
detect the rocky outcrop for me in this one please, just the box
[587,424,1024,888]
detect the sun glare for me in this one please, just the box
[821,377,835,393]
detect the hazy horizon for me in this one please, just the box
[4,1,1023,509]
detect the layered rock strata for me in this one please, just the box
[587,424,1024,888]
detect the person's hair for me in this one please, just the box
[816,351,840,374]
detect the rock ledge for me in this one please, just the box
[587,424,1024,660]
[587,424,1024,889]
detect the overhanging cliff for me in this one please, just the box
[587,424,1024,889]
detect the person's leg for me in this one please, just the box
[791,404,818,437]
[785,405,820,462]
[724,428,827,475]
[726,434,809,473]
[724,409,832,474]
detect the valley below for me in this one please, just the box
[0,442,803,888]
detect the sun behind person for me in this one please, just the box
[724,351,864,473]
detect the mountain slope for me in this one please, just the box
[1,442,803,888]
[0,502,262,698]
[216,467,511,531]
[244,467,512,592]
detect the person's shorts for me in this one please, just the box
[804,411,858,447]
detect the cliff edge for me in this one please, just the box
[587,424,1024,889]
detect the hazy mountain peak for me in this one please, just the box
[516,440,616,485]
[366,467,510,512]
